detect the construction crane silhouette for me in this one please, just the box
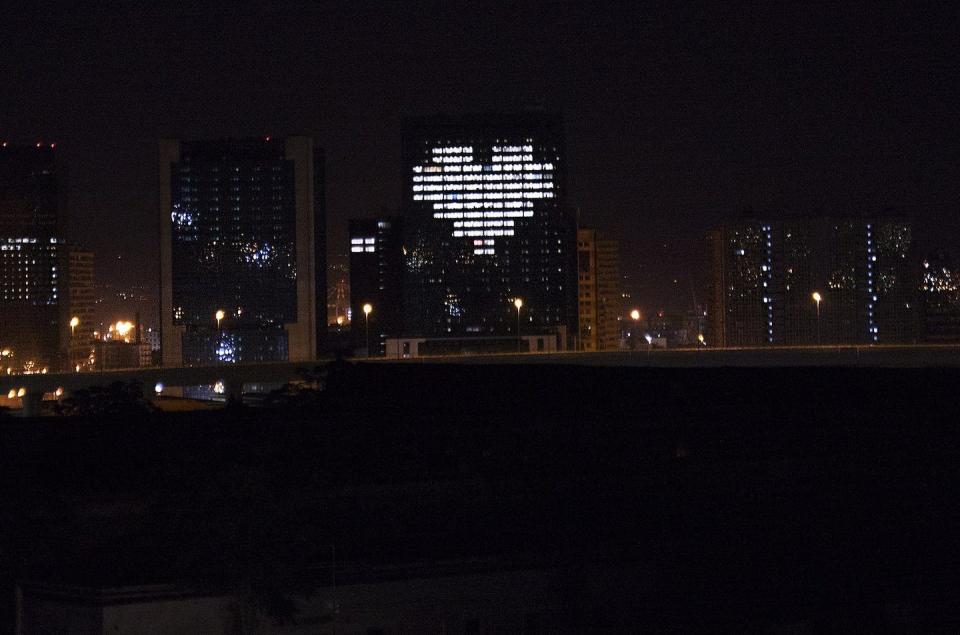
[328,278,349,325]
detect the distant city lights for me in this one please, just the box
[114,320,134,341]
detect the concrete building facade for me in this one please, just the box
[62,246,95,371]
[577,228,621,351]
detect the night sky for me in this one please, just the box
[3,2,958,324]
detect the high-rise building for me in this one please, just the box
[577,228,621,351]
[62,247,95,371]
[159,137,325,366]
[0,143,60,237]
[348,217,403,356]
[707,214,917,347]
[0,143,67,372]
[0,237,62,372]
[920,252,960,343]
[400,113,576,345]
[706,221,776,347]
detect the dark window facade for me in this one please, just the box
[181,329,288,365]
[170,140,298,327]
[0,145,59,237]
[348,217,403,355]
[708,214,918,347]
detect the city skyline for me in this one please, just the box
[3,3,957,324]
[6,7,960,632]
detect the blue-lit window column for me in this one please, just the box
[866,223,878,343]
[764,225,774,344]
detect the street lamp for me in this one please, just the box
[215,309,225,330]
[362,303,373,356]
[514,298,523,352]
[697,333,705,347]
[630,309,640,350]
[69,316,79,372]
[115,320,133,341]
[812,292,822,347]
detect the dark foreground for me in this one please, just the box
[2,362,960,632]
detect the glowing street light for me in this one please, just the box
[514,298,524,352]
[697,333,706,347]
[363,303,373,356]
[215,309,225,330]
[115,320,134,341]
[630,309,641,350]
[812,291,822,346]
[69,316,80,371]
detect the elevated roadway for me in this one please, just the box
[4,345,960,416]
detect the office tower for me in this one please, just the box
[707,214,917,347]
[348,217,403,355]
[62,247,95,371]
[920,252,960,343]
[159,137,325,366]
[706,220,778,347]
[400,113,576,346]
[0,143,60,237]
[0,143,65,372]
[872,219,918,343]
[0,237,62,372]
[577,228,621,351]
